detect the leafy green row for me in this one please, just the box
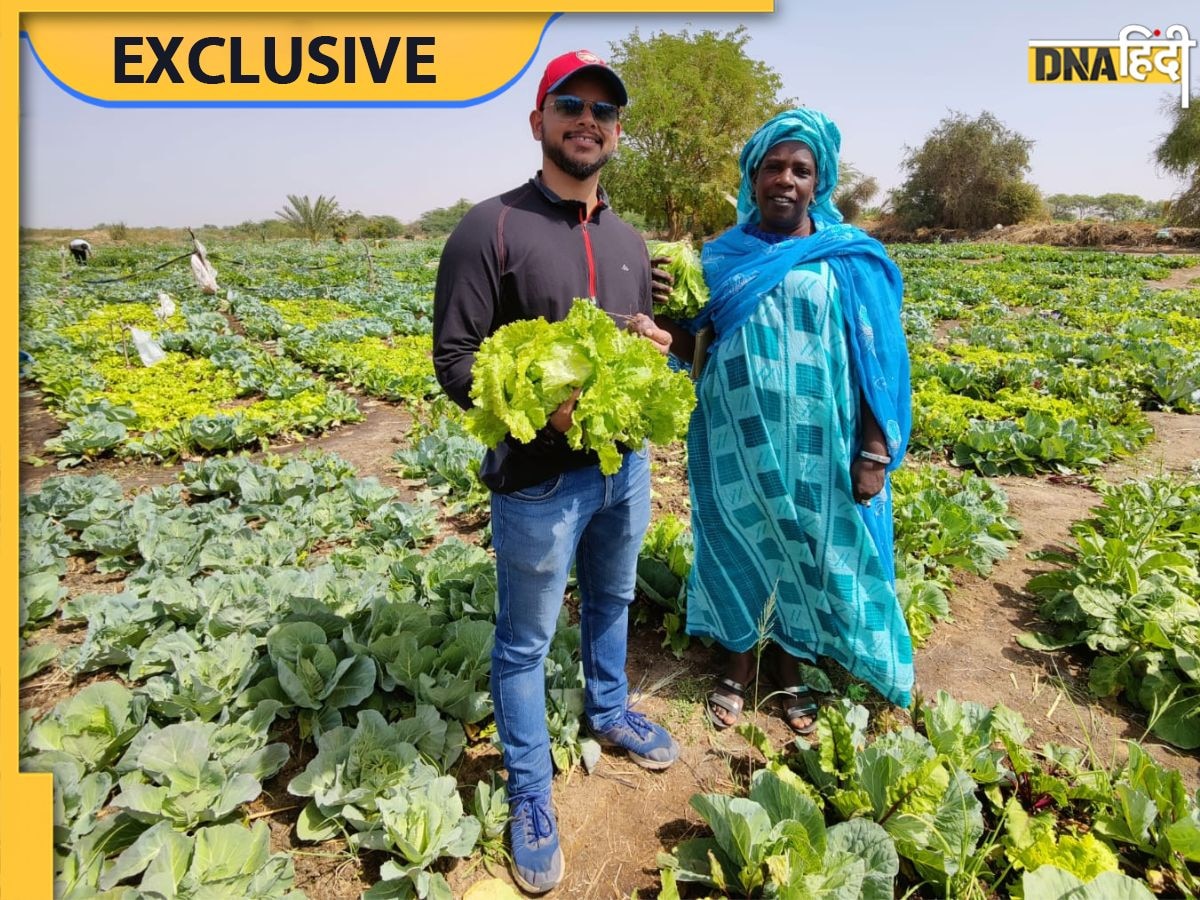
[660,691,1194,898]
[230,292,440,403]
[393,398,491,516]
[896,243,1200,474]
[1019,475,1200,749]
[17,453,591,898]
[22,292,359,463]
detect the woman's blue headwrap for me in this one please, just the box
[737,108,844,226]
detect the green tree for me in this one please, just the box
[1094,192,1149,221]
[356,215,405,239]
[1155,98,1200,225]
[1045,193,1093,220]
[414,199,474,236]
[275,193,343,243]
[891,111,1041,230]
[603,27,789,239]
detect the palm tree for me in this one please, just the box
[275,194,344,243]
[834,162,879,224]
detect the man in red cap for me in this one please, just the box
[434,49,677,894]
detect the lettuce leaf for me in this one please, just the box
[647,239,710,319]
[467,300,695,474]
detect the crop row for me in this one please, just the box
[19,453,589,898]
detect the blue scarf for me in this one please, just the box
[692,108,911,465]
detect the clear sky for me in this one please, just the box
[18,1,1199,228]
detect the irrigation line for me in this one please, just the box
[81,250,193,284]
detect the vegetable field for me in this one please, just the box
[16,237,1200,898]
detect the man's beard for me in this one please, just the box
[543,138,612,180]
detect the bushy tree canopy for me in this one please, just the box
[603,27,789,239]
[891,111,1041,230]
[1044,193,1163,222]
[1155,99,1200,225]
[414,199,474,237]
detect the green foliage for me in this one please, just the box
[110,717,288,829]
[466,299,697,474]
[1019,476,1200,749]
[659,767,898,898]
[897,243,1200,472]
[645,239,709,318]
[17,449,604,896]
[892,110,1040,229]
[891,464,1021,644]
[287,707,464,841]
[1005,800,1120,884]
[413,198,474,237]
[262,621,377,737]
[1155,99,1200,225]
[635,514,694,657]
[1044,192,1162,222]
[604,26,788,239]
[27,682,149,772]
[1018,866,1154,899]
[666,693,1200,897]
[20,258,363,462]
[350,213,406,240]
[393,403,489,515]
[97,820,303,898]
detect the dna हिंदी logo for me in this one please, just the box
[1028,24,1196,108]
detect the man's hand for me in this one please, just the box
[548,387,582,434]
[651,255,674,307]
[626,313,672,355]
[851,457,886,505]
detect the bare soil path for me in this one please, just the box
[916,412,1200,791]
[1148,263,1200,291]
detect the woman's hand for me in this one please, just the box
[851,457,886,505]
[651,255,674,307]
[626,313,672,355]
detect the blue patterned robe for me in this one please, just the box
[684,223,914,706]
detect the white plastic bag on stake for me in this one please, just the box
[129,327,166,366]
[154,291,176,323]
[191,253,219,294]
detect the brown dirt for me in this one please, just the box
[1147,264,1200,291]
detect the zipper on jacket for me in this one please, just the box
[579,206,597,298]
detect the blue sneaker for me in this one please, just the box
[508,793,564,894]
[589,708,679,770]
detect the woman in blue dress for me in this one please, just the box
[660,109,914,733]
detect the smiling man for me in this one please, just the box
[432,50,676,894]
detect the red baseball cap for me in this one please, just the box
[535,49,628,110]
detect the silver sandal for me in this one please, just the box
[707,677,747,730]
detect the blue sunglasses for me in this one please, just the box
[546,94,621,125]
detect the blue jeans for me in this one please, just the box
[490,446,651,799]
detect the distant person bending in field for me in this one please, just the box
[656,108,915,735]
[68,239,91,265]
[432,49,677,895]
